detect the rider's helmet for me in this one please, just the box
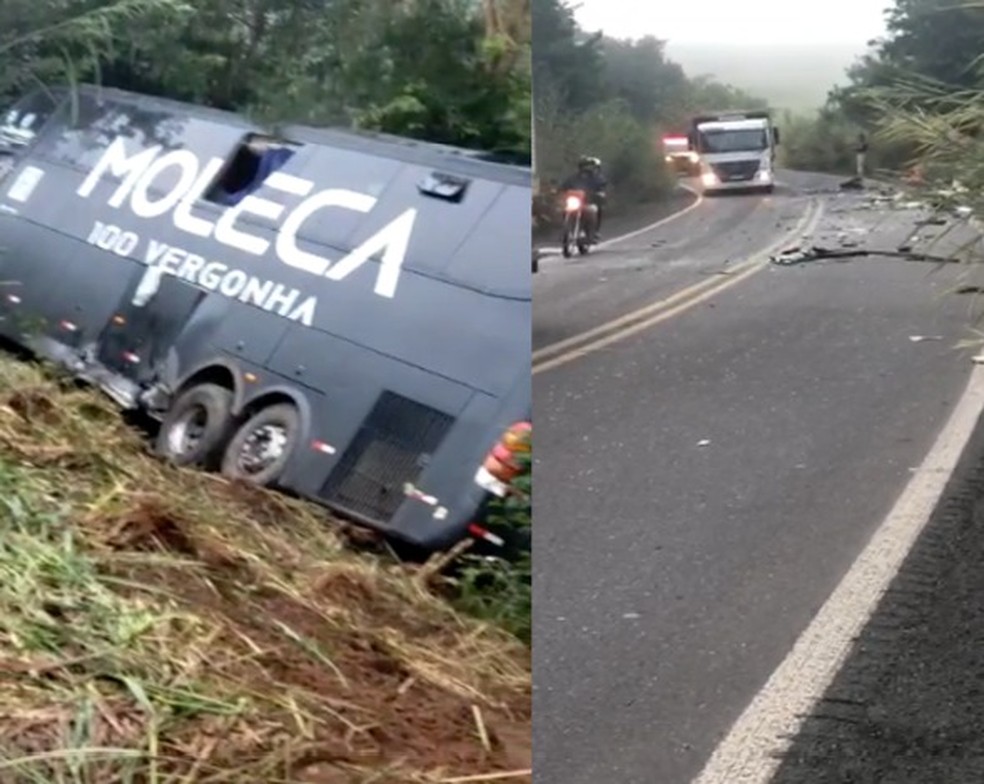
[578,155,601,172]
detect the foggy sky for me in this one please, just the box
[573,0,891,46]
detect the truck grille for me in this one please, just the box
[712,160,760,181]
[319,392,454,523]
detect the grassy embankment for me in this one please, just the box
[0,356,531,784]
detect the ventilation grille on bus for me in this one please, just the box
[319,392,455,523]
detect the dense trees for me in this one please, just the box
[0,0,530,157]
[532,0,765,218]
[782,0,984,183]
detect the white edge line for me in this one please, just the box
[595,183,703,249]
[537,183,702,257]
[693,363,984,784]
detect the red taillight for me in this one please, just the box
[482,421,532,485]
[501,421,532,453]
[491,442,517,465]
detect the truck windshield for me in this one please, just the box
[697,128,768,154]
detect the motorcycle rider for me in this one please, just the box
[562,155,608,240]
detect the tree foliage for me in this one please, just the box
[532,0,767,220]
[781,0,984,178]
[0,0,531,157]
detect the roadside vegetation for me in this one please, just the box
[532,0,766,231]
[1,0,531,159]
[0,2,532,780]
[779,0,984,186]
[0,356,531,782]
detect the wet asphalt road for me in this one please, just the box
[772,413,984,784]
[532,172,983,783]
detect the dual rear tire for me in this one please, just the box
[155,383,300,487]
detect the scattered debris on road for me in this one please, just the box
[697,439,712,447]
[770,246,815,265]
[770,244,961,267]
[909,335,944,343]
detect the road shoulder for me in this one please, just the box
[772,393,984,784]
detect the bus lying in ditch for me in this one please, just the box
[0,85,531,552]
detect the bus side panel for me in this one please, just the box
[99,270,291,396]
[34,234,139,348]
[263,323,474,487]
[0,218,133,348]
[207,306,291,370]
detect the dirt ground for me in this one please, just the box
[0,361,531,784]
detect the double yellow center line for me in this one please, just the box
[532,199,823,376]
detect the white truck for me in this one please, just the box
[688,111,780,195]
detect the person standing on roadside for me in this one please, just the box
[856,132,868,180]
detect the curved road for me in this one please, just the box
[533,171,982,783]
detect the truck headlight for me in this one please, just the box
[701,171,718,187]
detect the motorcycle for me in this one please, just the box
[561,189,595,258]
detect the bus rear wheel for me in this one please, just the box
[156,383,235,468]
[220,403,301,487]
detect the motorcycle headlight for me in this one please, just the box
[565,196,582,210]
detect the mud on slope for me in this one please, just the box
[0,358,530,784]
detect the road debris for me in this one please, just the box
[770,246,814,266]
[908,335,944,343]
[770,243,960,267]
[697,439,711,447]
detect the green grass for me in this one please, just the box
[0,357,531,783]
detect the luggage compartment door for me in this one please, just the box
[96,267,205,384]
